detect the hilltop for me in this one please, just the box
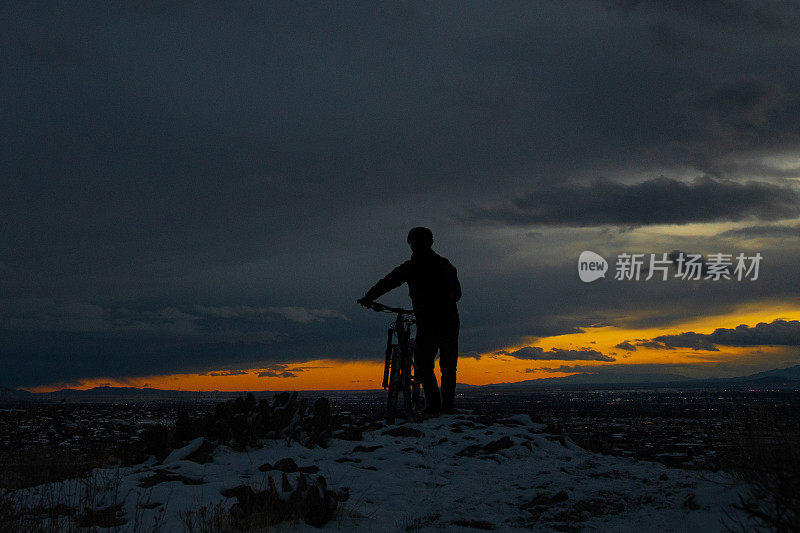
[4,393,755,531]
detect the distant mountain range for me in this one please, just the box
[723,364,800,384]
[479,372,695,388]
[0,386,243,402]
[0,387,33,400]
[474,364,800,389]
[2,365,799,401]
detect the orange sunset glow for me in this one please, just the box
[29,299,800,393]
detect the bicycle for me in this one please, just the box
[364,301,423,424]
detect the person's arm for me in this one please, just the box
[359,262,410,304]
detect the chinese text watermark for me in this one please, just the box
[579,251,762,282]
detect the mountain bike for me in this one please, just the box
[364,301,423,424]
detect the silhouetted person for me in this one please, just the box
[358,227,461,414]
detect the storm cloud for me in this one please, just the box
[499,347,614,362]
[202,369,250,377]
[615,342,637,352]
[256,363,330,379]
[638,319,800,350]
[467,176,800,227]
[717,224,800,238]
[2,2,800,387]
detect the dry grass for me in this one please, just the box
[0,465,171,532]
[718,404,800,532]
[180,502,233,533]
[0,446,103,491]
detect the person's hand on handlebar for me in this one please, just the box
[357,296,373,308]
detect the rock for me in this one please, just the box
[299,397,310,417]
[174,410,204,444]
[483,436,514,454]
[272,458,299,473]
[162,436,206,465]
[78,504,126,528]
[273,392,292,408]
[270,392,298,433]
[230,412,249,450]
[185,438,216,464]
[364,421,385,432]
[138,501,161,510]
[137,425,173,463]
[299,465,320,474]
[313,397,331,425]
[281,472,292,492]
[351,445,383,453]
[303,397,333,448]
[257,398,270,413]
[303,486,333,527]
[504,414,535,426]
[451,519,495,530]
[457,436,514,458]
[221,484,255,502]
[683,493,700,510]
[333,427,363,441]
[296,473,308,491]
[303,476,339,528]
[381,426,423,438]
[244,392,257,412]
[138,468,205,488]
[522,490,569,512]
[474,415,494,426]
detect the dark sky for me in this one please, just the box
[2,1,800,388]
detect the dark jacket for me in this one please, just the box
[365,249,461,325]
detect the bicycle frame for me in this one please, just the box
[382,311,412,387]
[366,301,421,423]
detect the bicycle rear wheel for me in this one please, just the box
[411,381,422,413]
[401,346,413,417]
[386,346,401,424]
[406,337,422,416]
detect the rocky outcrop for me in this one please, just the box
[221,474,348,529]
[168,392,343,454]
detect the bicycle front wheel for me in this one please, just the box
[386,346,401,424]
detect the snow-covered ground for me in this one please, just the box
[14,412,752,531]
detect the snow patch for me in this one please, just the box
[161,436,205,465]
[13,411,754,531]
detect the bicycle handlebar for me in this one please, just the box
[364,301,415,316]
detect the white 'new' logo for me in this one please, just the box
[578,251,607,282]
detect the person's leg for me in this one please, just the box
[414,325,441,412]
[438,321,459,410]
